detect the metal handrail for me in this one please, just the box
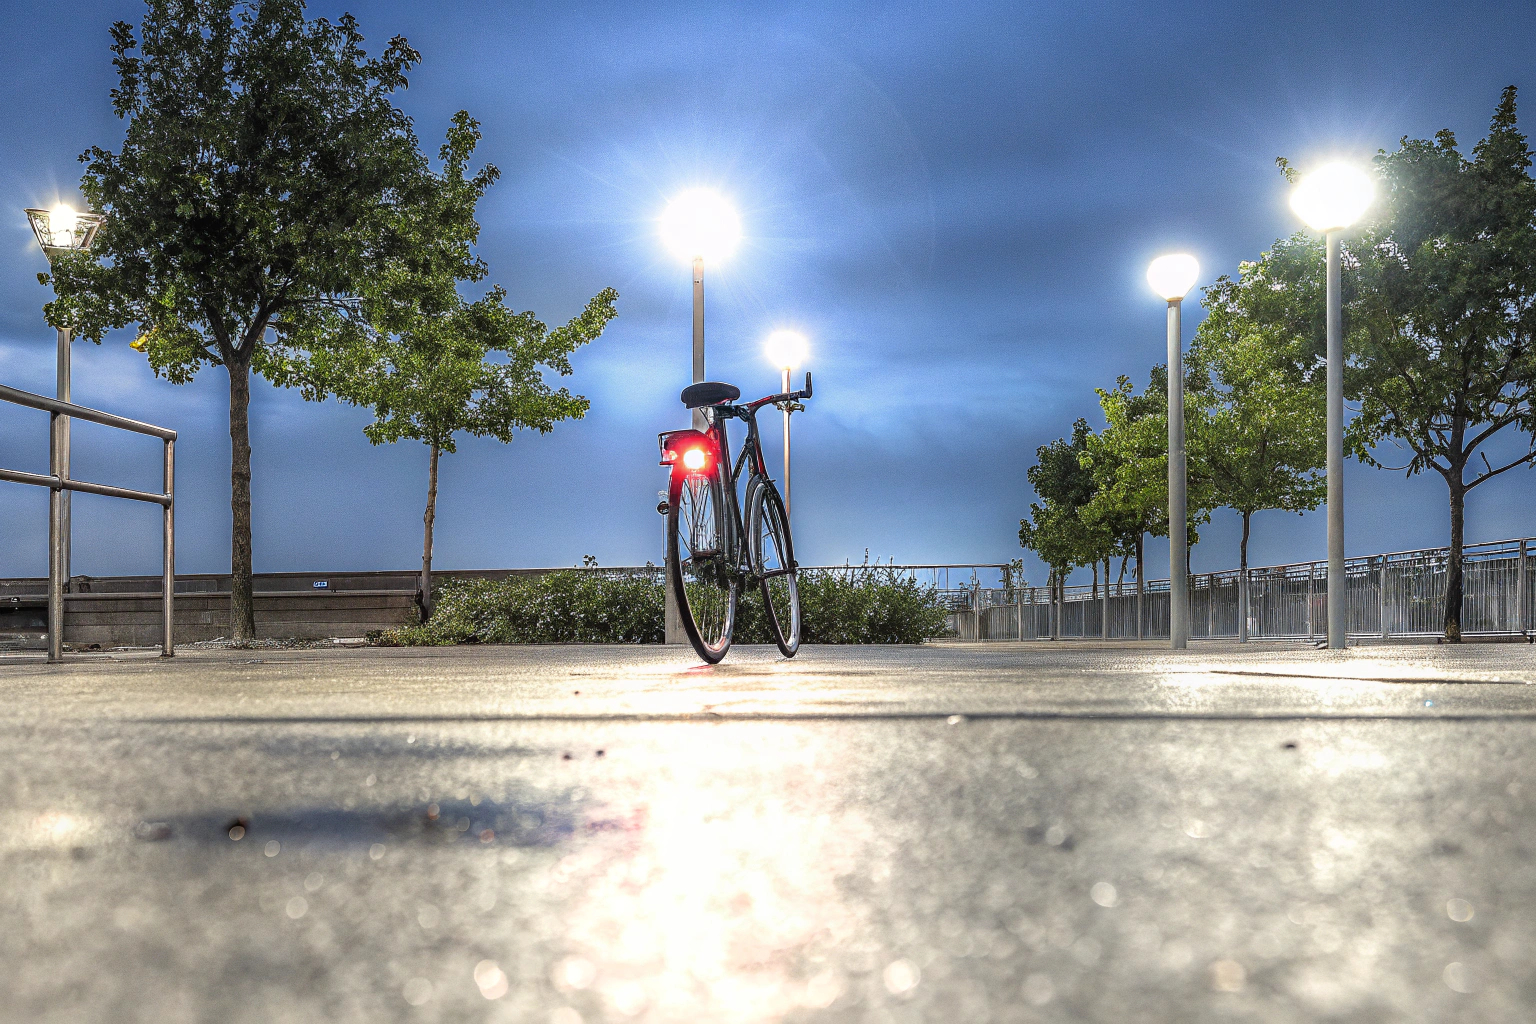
[0,383,175,661]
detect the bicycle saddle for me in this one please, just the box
[681,381,740,408]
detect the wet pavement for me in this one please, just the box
[3,641,1536,1022]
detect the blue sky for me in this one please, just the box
[0,0,1533,585]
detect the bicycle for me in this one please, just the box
[657,373,813,663]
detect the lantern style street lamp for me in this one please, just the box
[763,329,808,519]
[1147,253,1200,650]
[659,189,740,644]
[1290,162,1374,650]
[27,202,106,588]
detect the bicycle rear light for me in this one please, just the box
[658,429,716,475]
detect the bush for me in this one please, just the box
[374,565,948,646]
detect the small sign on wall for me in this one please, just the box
[313,581,329,589]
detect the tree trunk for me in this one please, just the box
[419,442,440,621]
[1091,562,1098,601]
[1239,511,1251,643]
[1445,473,1466,643]
[227,357,256,643]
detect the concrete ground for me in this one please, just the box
[3,640,1536,1023]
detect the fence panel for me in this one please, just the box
[948,537,1536,642]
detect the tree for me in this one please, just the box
[1192,282,1327,634]
[1019,419,1103,618]
[299,287,617,617]
[1267,88,1536,641]
[1080,366,1213,596]
[272,111,618,618]
[46,1,467,641]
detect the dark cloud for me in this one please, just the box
[0,0,1532,584]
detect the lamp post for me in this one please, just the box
[1147,253,1200,650]
[1290,163,1374,650]
[763,329,807,519]
[659,188,741,643]
[26,203,105,591]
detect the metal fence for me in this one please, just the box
[0,382,176,661]
[946,537,1535,642]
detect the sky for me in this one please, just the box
[0,0,1534,586]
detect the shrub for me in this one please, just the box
[373,564,948,646]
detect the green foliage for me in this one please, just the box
[50,0,456,374]
[1018,419,1105,576]
[271,112,619,451]
[374,567,949,646]
[1191,272,1327,560]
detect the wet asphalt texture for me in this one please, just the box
[3,641,1536,1023]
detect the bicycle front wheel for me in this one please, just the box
[667,470,739,663]
[748,481,801,657]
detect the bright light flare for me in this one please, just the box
[660,188,741,263]
[764,329,808,371]
[681,447,708,471]
[1147,253,1200,301]
[1290,162,1375,232]
[47,203,78,247]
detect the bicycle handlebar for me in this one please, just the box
[741,372,813,411]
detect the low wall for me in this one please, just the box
[0,569,471,646]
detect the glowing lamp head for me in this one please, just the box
[764,329,808,370]
[1147,253,1200,302]
[660,188,741,263]
[48,203,78,246]
[680,446,708,472]
[1290,162,1375,233]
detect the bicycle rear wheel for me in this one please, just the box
[748,481,800,657]
[667,470,739,663]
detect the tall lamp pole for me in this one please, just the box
[659,188,741,643]
[1147,254,1200,650]
[26,203,104,592]
[1290,163,1374,650]
[764,329,808,518]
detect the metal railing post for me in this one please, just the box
[1207,575,1215,638]
[162,438,175,657]
[1520,540,1529,636]
[1239,568,1249,643]
[47,410,63,663]
[1379,555,1389,640]
[1307,563,1315,641]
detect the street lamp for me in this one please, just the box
[763,329,808,519]
[1290,162,1374,650]
[660,189,741,427]
[1147,253,1200,650]
[659,188,740,644]
[27,202,105,589]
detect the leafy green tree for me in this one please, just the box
[46,0,469,641]
[272,112,618,618]
[294,288,617,617]
[1192,285,1327,618]
[1019,419,1103,613]
[1080,366,1212,596]
[1266,88,1536,640]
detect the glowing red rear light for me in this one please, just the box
[681,447,708,471]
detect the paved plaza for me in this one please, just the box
[4,641,1536,1022]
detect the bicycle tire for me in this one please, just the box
[747,480,801,657]
[667,468,739,663]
